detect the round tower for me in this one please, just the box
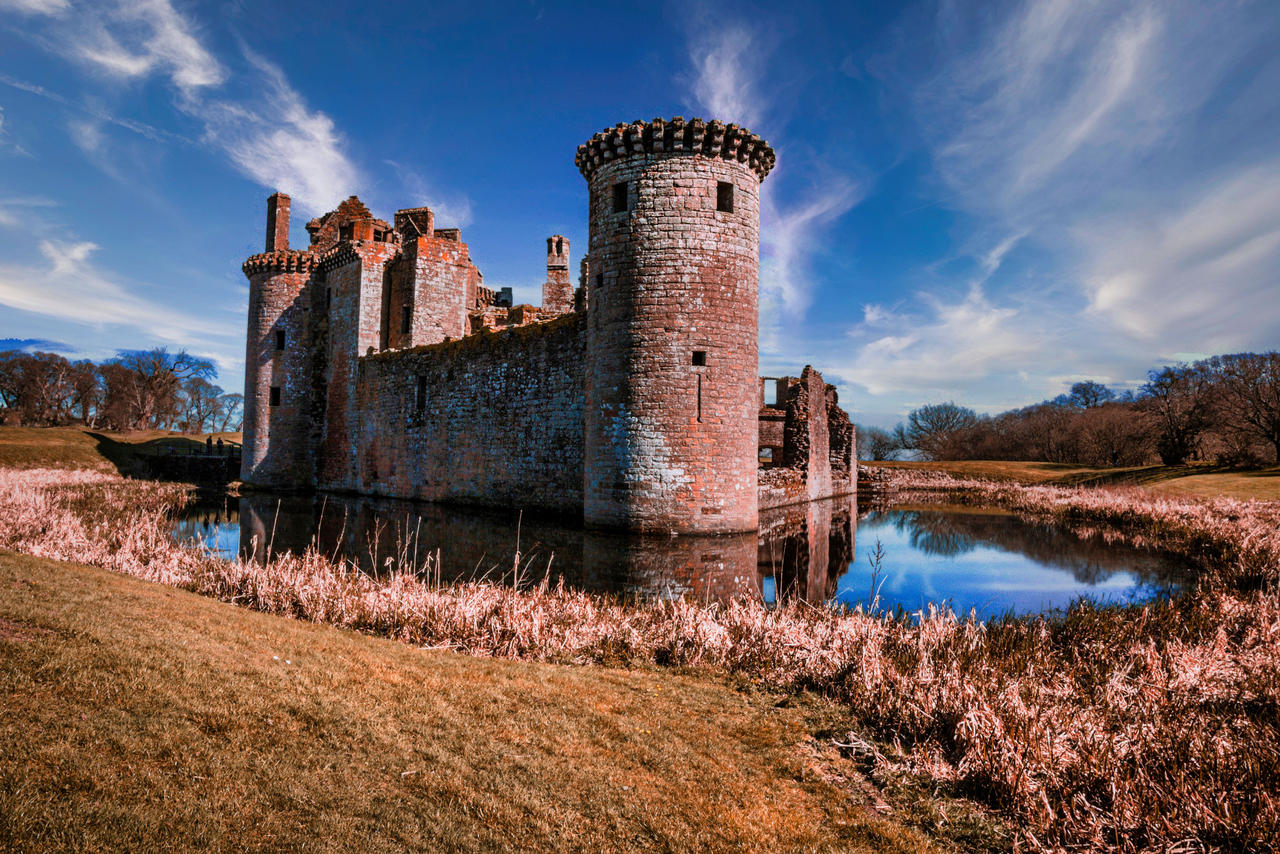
[577,117,776,533]
[241,192,316,488]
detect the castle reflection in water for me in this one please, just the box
[176,492,1188,614]
[178,493,858,606]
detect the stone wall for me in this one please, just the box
[341,312,587,513]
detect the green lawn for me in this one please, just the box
[0,550,1002,853]
[864,459,1280,501]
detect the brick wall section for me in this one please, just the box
[781,366,832,501]
[579,118,774,534]
[317,241,399,488]
[542,235,573,314]
[341,313,587,513]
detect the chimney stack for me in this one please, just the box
[265,192,290,252]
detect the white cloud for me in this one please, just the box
[839,285,1043,402]
[684,20,862,360]
[193,49,359,214]
[839,0,1280,413]
[686,24,764,129]
[1080,161,1280,351]
[69,0,225,94]
[10,3,357,213]
[0,240,237,347]
[0,0,69,14]
[381,159,473,229]
[758,176,861,322]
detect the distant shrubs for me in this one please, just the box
[0,467,1276,852]
[865,351,1280,467]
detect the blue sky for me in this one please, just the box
[1,0,1277,427]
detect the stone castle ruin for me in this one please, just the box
[241,117,855,533]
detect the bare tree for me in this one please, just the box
[105,349,215,430]
[895,402,980,460]
[856,425,899,461]
[1140,364,1214,465]
[1069,380,1115,409]
[1205,352,1280,463]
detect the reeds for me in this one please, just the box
[0,466,1275,853]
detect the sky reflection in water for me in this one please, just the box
[174,495,1189,619]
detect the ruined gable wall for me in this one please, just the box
[317,243,399,488]
[345,313,587,513]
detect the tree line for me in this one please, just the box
[858,351,1280,467]
[0,348,243,434]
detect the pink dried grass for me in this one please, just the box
[0,466,1276,853]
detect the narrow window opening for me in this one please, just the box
[717,181,734,213]
[594,273,603,290]
[612,182,628,213]
[269,386,281,407]
[324,288,331,310]
[415,375,428,412]
[275,329,286,351]
[696,374,703,423]
[692,350,707,366]
[401,305,412,335]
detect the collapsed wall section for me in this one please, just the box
[345,312,587,513]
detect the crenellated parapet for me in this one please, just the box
[575,117,776,182]
[242,250,317,276]
[314,242,364,275]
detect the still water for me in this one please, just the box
[174,493,1189,618]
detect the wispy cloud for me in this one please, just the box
[193,48,359,214]
[1080,160,1280,351]
[0,0,69,15]
[683,19,862,357]
[836,0,1280,414]
[0,239,237,347]
[9,1,359,214]
[685,24,765,129]
[65,0,225,95]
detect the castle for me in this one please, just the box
[241,117,855,533]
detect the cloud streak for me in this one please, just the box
[837,0,1280,415]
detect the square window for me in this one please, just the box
[275,329,285,350]
[401,305,411,335]
[612,182,628,213]
[717,181,734,213]
[692,350,707,366]
[269,386,281,407]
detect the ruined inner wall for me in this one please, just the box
[317,242,399,488]
[341,312,587,513]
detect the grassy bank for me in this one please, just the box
[0,549,960,853]
[0,426,241,474]
[0,467,1276,851]
[865,459,1280,501]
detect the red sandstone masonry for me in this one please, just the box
[581,118,769,533]
[348,314,586,512]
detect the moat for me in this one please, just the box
[173,494,1190,619]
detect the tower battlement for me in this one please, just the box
[575,117,776,182]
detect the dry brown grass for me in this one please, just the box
[0,549,952,853]
[866,459,1280,501]
[0,467,1276,852]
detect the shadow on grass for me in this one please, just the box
[85,432,239,482]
